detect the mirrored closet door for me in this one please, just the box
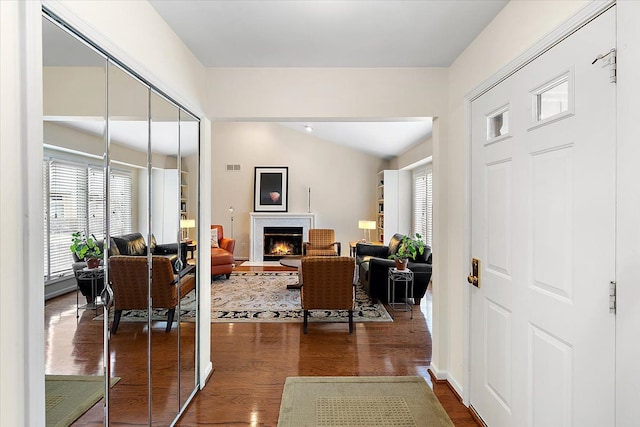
[43,9,200,426]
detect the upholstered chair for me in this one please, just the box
[300,256,355,334]
[302,229,341,256]
[210,224,235,279]
[356,233,432,305]
[108,255,195,333]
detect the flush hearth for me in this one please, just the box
[263,226,303,261]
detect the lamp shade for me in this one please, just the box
[358,220,376,230]
[180,219,196,229]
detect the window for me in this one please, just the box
[412,164,433,247]
[487,105,510,141]
[43,157,133,282]
[109,170,133,236]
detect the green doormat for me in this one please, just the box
[45,375,120,427]
[278,376,454,427]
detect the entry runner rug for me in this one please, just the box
[45,375,120,427]
[277,376,454,427]
[96,272,392,324]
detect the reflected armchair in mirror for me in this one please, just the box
[71,233,187,303]
[109,256,196,333]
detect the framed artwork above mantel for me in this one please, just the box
[254,166,288,212]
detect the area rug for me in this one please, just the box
[96,272,392,324]
[45,375,120,427]
[277,376,454,427]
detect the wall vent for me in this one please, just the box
[226,164,241,172]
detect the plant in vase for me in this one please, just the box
[388,233,425,270]
[70,231,103,269]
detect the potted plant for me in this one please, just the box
[70,231,103,269]
[388,233,425,270]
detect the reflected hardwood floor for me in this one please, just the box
[44,263,478,426]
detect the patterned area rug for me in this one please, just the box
[96,272,392,324]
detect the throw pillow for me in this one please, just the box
[211,228,219,248]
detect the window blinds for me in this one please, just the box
[412,163,433,247]
[43,157,133,282]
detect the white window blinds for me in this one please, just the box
[88,166,105,237]
[47,160,88,278]
[43,157,134,282]
[109,170,133,236]
[412,164,433,247]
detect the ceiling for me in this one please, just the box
[45,1,509,159]
[278,120,432,159]
[149,0,508,68]
[146,1,506,158]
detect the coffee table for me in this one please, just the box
[279,257,302,289]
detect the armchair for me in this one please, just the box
[356,233,432,305]
[72,233,186,303]
[302,229,341,256]
[109,255,195,333]
[210,225,235,279]
[300,256,356,334]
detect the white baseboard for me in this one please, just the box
[428,364,464,401]
[428,363,447,380]
[200,361,213,389]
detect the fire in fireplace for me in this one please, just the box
[263,226,303,261]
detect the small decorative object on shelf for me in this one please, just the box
[70,231,103,268]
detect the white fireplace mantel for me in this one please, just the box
[249,213,315,261]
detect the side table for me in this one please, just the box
[185,240,197,259]
[75,266,105,318]
[387,267,414,319]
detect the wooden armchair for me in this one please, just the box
[300,256,355,334]
[302,229,341,256]
[109,255,196,333]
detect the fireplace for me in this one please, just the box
[263,226,303,261]
[249,213,315,261]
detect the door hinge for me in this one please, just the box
[609,280,616,314]
[592,48,616,83]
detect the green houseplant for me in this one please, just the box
[388,233,425,270]
[70,231,103,269]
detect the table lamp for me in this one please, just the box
[180,219,195,242]
[358,220,376,242]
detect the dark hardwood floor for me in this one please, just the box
[44,264,478,426]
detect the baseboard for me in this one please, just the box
[200,361,213,389]
[468,405,488,427]
[428,368,462,403]
[44,277,76,301]
[428,366,486,426]
[427,363,447,381]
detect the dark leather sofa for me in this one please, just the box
[72,233,186,303]
[356,233,433,305]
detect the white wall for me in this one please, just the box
[390,136,433,170]
[44,0,207,115]
[435,0,590,394]
[206,68,448,119]
[616,0,640,424]
[211,122,386,258]
[0,1,45,425]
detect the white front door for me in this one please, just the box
[469,7,616,426]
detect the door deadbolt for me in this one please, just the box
[467,258,480,288]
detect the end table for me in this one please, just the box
[75,266,105,318]
[387,267,414,319]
